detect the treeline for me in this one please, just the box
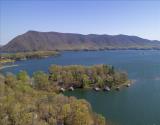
[0,71,106,125]
[0,51,59,61]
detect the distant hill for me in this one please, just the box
[0,45,2,50]
[1,30,160,52]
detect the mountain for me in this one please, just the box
[1,30,160,52]
[0,45,2,50]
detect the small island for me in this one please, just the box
[48,64,130,92]
[21,64,130,92]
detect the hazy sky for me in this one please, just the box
[0,0,160,45]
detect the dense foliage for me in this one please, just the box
[49,64,128,89]
[0,71,106,125]
[0,64,128,125]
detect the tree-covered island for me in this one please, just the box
[48,64,130,91]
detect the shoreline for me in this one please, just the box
[60,80,134,93]
[1,48,160,53]
[0,64,18,70]
[0,51,59,65]
[53,48,160,53]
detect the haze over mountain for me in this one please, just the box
[1,31,160,52]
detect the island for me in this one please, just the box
[48,64,130,92]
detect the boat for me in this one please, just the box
[69,86,74,91]
[126,83,131,87]
[20,58,27,61]
[104,86,110,91]
[94,87,100,91]
[60,87,65,92]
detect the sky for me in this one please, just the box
[0,0,160,45]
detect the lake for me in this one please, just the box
[1,50,160,125]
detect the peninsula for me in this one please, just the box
[0,51,58,63]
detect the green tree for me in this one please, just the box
[108,66,115,75]
[33,71,49,90]
[0,74,5,97]
[82,74,90,88]
[96,114,106,125]
[17,70,30,83]
[5,73,17,88]
[97,76,104,88]
[69,100,93,125]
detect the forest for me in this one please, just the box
[0,71,106,125]
[0,64,129,125]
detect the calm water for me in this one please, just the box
[1,50,160,125]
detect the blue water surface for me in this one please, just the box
[1,50,160,125]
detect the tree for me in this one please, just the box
[97,76,104,88]
[0,74,5,97]
[49,65,62,74]
[33,71,49,90]
[81,74,90,88]
[5,73,17,88]
[113,72,128,85]
[0,70,108,125]
[17,70,30,83]
[65,100,94,125]
[108,66,115,75]
[103,64,109,74]
[96,114,106,125]
[61,104,71,121]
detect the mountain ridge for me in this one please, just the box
[1,30,160,52]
